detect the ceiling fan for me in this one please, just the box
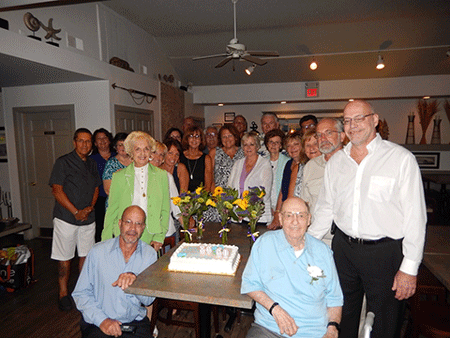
[192,0,279,69]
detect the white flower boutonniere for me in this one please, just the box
[307,264,326,285]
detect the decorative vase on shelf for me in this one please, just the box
[405,115,415,144]
[430,118,442,145]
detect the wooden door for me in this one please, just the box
[14,106,74,237]
[115,106,154,136]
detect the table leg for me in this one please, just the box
[199,303,211,338]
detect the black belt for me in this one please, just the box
[336,227,397,245]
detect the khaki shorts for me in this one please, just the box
[51,218,95,261]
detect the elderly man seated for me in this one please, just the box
[73,205,157,338]
[241,197,343,338]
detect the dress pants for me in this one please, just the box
[332,228,405,338]
[80,317,152,338]
[94,195,107,243]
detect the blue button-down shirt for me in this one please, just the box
[241,230,343,338]
[72,237,157,327]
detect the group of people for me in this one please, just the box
[48,99,426,338]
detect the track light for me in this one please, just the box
[309,59,318,70]
[245,64,255,75]
[376,54,385,70]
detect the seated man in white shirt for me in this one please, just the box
[73,205,157,338]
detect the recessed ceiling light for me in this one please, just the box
[309,60,318,71]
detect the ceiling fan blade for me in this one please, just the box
[242,54,267,66]
[215,56,233,68]
[193,53,229,61]
[247,51,280,57]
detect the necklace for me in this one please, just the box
[187,158,199,180]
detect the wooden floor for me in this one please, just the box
[0,233,427,338]
[0,236,253,338]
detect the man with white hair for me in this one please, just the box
[242,197,343,338]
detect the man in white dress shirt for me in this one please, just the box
[308,100,426,338]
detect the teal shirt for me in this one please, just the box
[241,231,343,337]
[102,162,170,244]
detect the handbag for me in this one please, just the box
[0,245,35,292]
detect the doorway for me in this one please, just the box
[14,105,75,238]
[115,105,154,135]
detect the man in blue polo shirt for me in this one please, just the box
[73,205,156,338]
[241,197,343,338]
[49,128,101,311]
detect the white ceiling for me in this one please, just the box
[104,0,450,86]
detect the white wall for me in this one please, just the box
[1,3,178,81]
[0,95,10,219]
[3,81,110,221]
[203,98,450,145]
[196,75,450,145]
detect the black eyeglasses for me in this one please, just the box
[343,113,375,126]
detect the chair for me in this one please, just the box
[151,237,220,337]
[410,265,450,338]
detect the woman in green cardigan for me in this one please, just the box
[102,131,170,251]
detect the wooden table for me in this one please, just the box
[126,222,261,338]
[423,225,450,290]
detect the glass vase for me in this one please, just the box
[197,217,204,240]
[220,218,229,245]
[181,216,192,243]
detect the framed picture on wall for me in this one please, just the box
[224,112,235,122]
[412,152,440,169]
[0,127,7,162]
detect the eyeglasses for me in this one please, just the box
[76,139,92,144]
[343,113,374,126]
[268,140,282,146]
[303,123,316,130]
[281,211,309,220]
[121,219,145,227]
[206,133,216,137]
[189,134,200,138]
[315,130,339,139]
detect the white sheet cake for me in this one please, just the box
[168,243,240,276]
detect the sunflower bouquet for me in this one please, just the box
[235,186,266,242]
[211,186,240,244]
[192,185,210,238]
[172,184,210,242]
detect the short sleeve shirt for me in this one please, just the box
[49,150,101,225]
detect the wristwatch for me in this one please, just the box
[327,321,340,332]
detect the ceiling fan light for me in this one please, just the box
[376,55,385,70]
[245,64,255,75]
[310,60,318,70]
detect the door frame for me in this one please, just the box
[13,105,75,238]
